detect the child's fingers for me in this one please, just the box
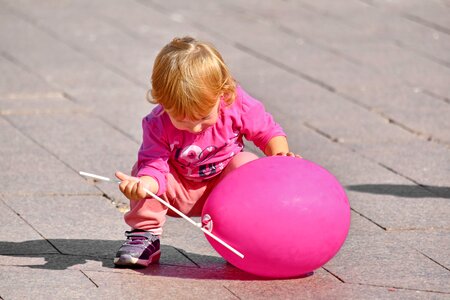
[115,171,138,182]
[136,181,148,199]
[119,180,129,193]
[124,181,136,197]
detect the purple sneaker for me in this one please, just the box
[114,230,161,267]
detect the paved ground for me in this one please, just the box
[1,0,449,299]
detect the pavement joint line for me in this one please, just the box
[394,40,450,70]
[11,0,448,151]
[0,192,103,198]
[0,198,62,255]
[416,249,450,273]
[96,114,141,144]
[2,115,108,196]
[322,267,345,283]
[375,162,447,199]
[173,247,201,268]
[179,1,449,149]
[350,208,387,231]
[402,14,450,36]
[336,92,450,149]
[0,50,55,89]
[303,122,341,143]
[1,2,145,89]
[80,270,99,288]
[0,108,92,116]
[421,89,450,105]
[233,41,337,93]
[99,13,149,43]
[348,281,450,295]
[224,1,370,69]
[295,121,449,202]
[355,0,450,75]
[139,0,338,93]
[222,285,242,300]
[358,0,450,36]
[59,90,142,145]
[197,0,450,146]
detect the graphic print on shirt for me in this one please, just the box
[171,131,241,178]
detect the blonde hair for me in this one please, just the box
[148,36,236,120]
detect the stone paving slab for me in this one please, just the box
[352,140,450,197]
[5,113,139,204]
[1,0,449,299]
[322,0,450,66]
[3,0,150,87]
[0,199,57,255]
[367,0,450,30]
[0,265,97,300]
[224,275,449,300]
[82,270,240,300]
[0,54,56,96]
[0,93,89,116]
[0,117,99,196]
[283,124,450,231]
[388,230,450,271]
[1,195,127,255]
[66,87,153,144]
[0,194,197,268]
[0,6,132,92]
[325,232,450,294]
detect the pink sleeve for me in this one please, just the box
[135,113,170,195]
[238,88,286,152]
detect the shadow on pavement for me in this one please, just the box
[347,184,450,199]
[0,239,294,280]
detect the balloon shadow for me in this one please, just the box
[0,239,308,280]
[346,184,450,199]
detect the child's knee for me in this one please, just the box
[226,152,258,172]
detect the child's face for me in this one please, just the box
[168,99,220,134]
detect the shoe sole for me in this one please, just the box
[114,250,161,267]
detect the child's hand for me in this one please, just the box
[275,152,303,159]
[115,172,154,201]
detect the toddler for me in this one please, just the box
[114,36,300,267]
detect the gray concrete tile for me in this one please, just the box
[334,82,450,144]
[0,199,57,255]
[2,194,128,256]
[259,123,450,231]
[388,230,450,270]
[0,7,132,91]
[162,217,226,268]
[0,117,99,195]
[66,86,154,144]
[0,54,55,95]
[0,265,97,299]
[6,113,138,204]
[325,233,450,293]
[348,190,450,231]
[83,269,239,299]
[226,267,448,299]
[0,93,89,116]
[352,140,450,197]
[368,0,450,30]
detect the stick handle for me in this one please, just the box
[79,171,244,258]
[141,187,201,228]
[141,187,244,259]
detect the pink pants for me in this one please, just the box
[124,151,258,235]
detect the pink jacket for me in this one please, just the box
[135,86,286,195]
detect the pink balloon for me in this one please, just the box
[202,156,350,278]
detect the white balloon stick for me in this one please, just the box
[79,171,244,259]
